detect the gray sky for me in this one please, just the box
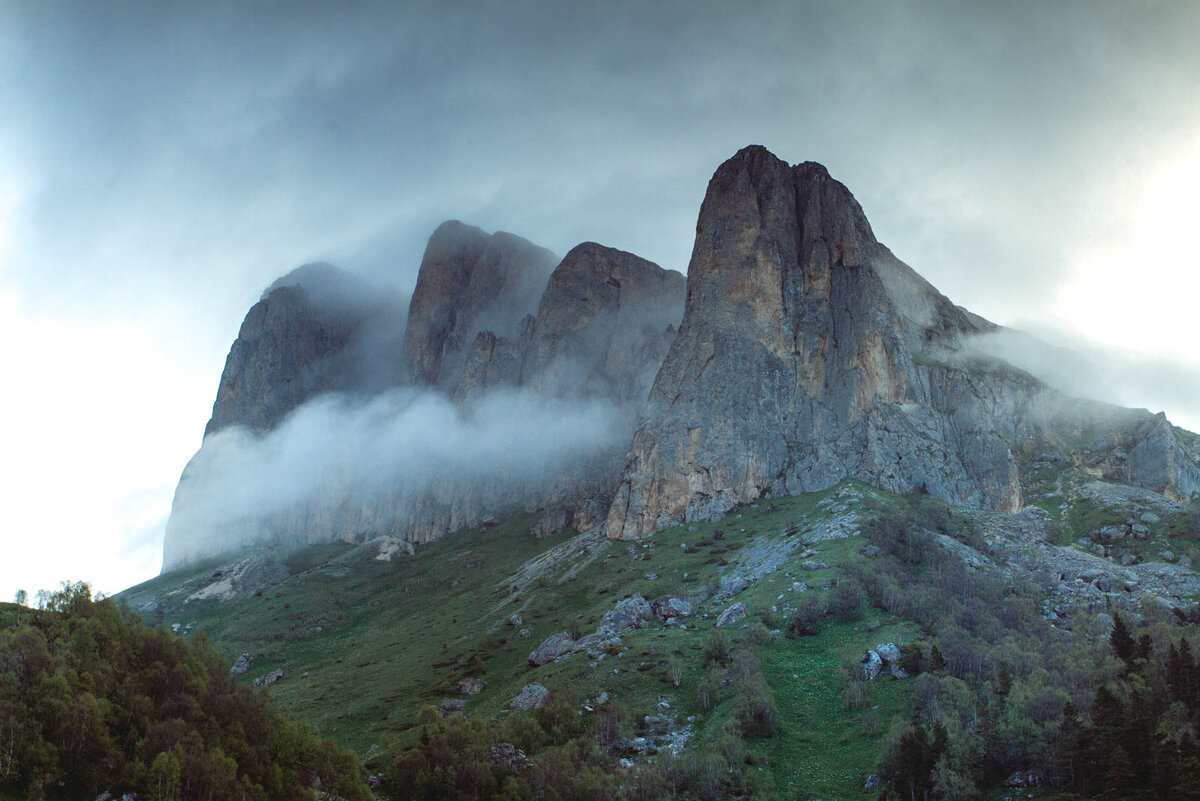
[2,0,1199,599]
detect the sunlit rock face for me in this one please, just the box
[163,145,1200,571]
[605,145,1200,538]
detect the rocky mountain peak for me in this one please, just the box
[605,146,1028,539]
[205,264,396,437]
[401,221,558,389]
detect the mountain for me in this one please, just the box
[133,145,1200,801]
[163,144,1199,572]
[609,145,1200,538]
[162,225,684,570]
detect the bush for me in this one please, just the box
[829,579,866,622]
[787,594,828,638]
[702,628,732,667]
[734,681,779,738]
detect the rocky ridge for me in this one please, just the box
[604,145,1200,539]
[164,144,1199,573]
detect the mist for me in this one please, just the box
[964,328,1200,434]
[162,385,628,568]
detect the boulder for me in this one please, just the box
[509,683,551,711]
[875,642,901,665]
[600,595,654,635]
[457,677,486,695]
[716,601,747,628]
[862,650,883,681]
[229,652,252,677]
[652,596,693,621]
[253,667,285,687]
[528,631,576,666]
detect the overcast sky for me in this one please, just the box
[2,0,1199,600]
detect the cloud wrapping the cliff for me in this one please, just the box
[965,329,1200,433]
[163,387,627,566]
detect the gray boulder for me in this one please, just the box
[862,650,883,681]
[528,631,576,666]
[600,595,654,635]
[875,642,901,665]
[652,596,693,621]
[510,684,551,711]
[229,652,252,677]
[716,601,747,628]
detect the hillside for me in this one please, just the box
[0,585,369,801]
[123,467,1200,799]
[131,144,1200,799]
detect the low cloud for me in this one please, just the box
[964,328,1200,433]
[163,386,628,568]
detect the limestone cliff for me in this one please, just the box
[456,242,685,404]
[205,262,407,435]
[605,146,1200,539]
[401,221,558,390]
[163,229,685,571]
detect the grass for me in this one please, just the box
[118,481,917,790]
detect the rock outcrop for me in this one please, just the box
[206,263,408,435]
[520,243,684,403]
[163,146,1200,573]
[401,221,558,390]
[605,145,1200,539]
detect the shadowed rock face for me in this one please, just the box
[163,228,685,571]
[456,241,686,405]
[604,145,1200,539]
[401,221,558,390]
[205,263,407,436]
[522,242,685,403]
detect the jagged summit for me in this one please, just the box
[401,221,559,389]
[605,145,1196,539]
[166,146,1200,572]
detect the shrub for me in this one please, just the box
[703,628,732,667]
[787,594,828,638]
[829,579,866,622]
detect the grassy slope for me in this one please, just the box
[120,484,916,798]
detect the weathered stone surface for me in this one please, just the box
[205,263,407,436]
[528,631,576,666]
[457,677,486,695]
[862,650,883,681]
[489,744,531,773]
[402,221,557,390]
[229,652,252,677]
[509,683,551,710]
[875,642,901,665]
[253,667,285,687]
[652,596,693,621]
[521,242,684,403]
[600,595,654,635]
[605,145,1200,539]
[716,601,747,628]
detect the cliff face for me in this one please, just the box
[205,263,406,436]
[162,228,685,571]
[401,221,558,390]
[164,146,1200,571]
[604,146,1198,538]
[455,242,686,404]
